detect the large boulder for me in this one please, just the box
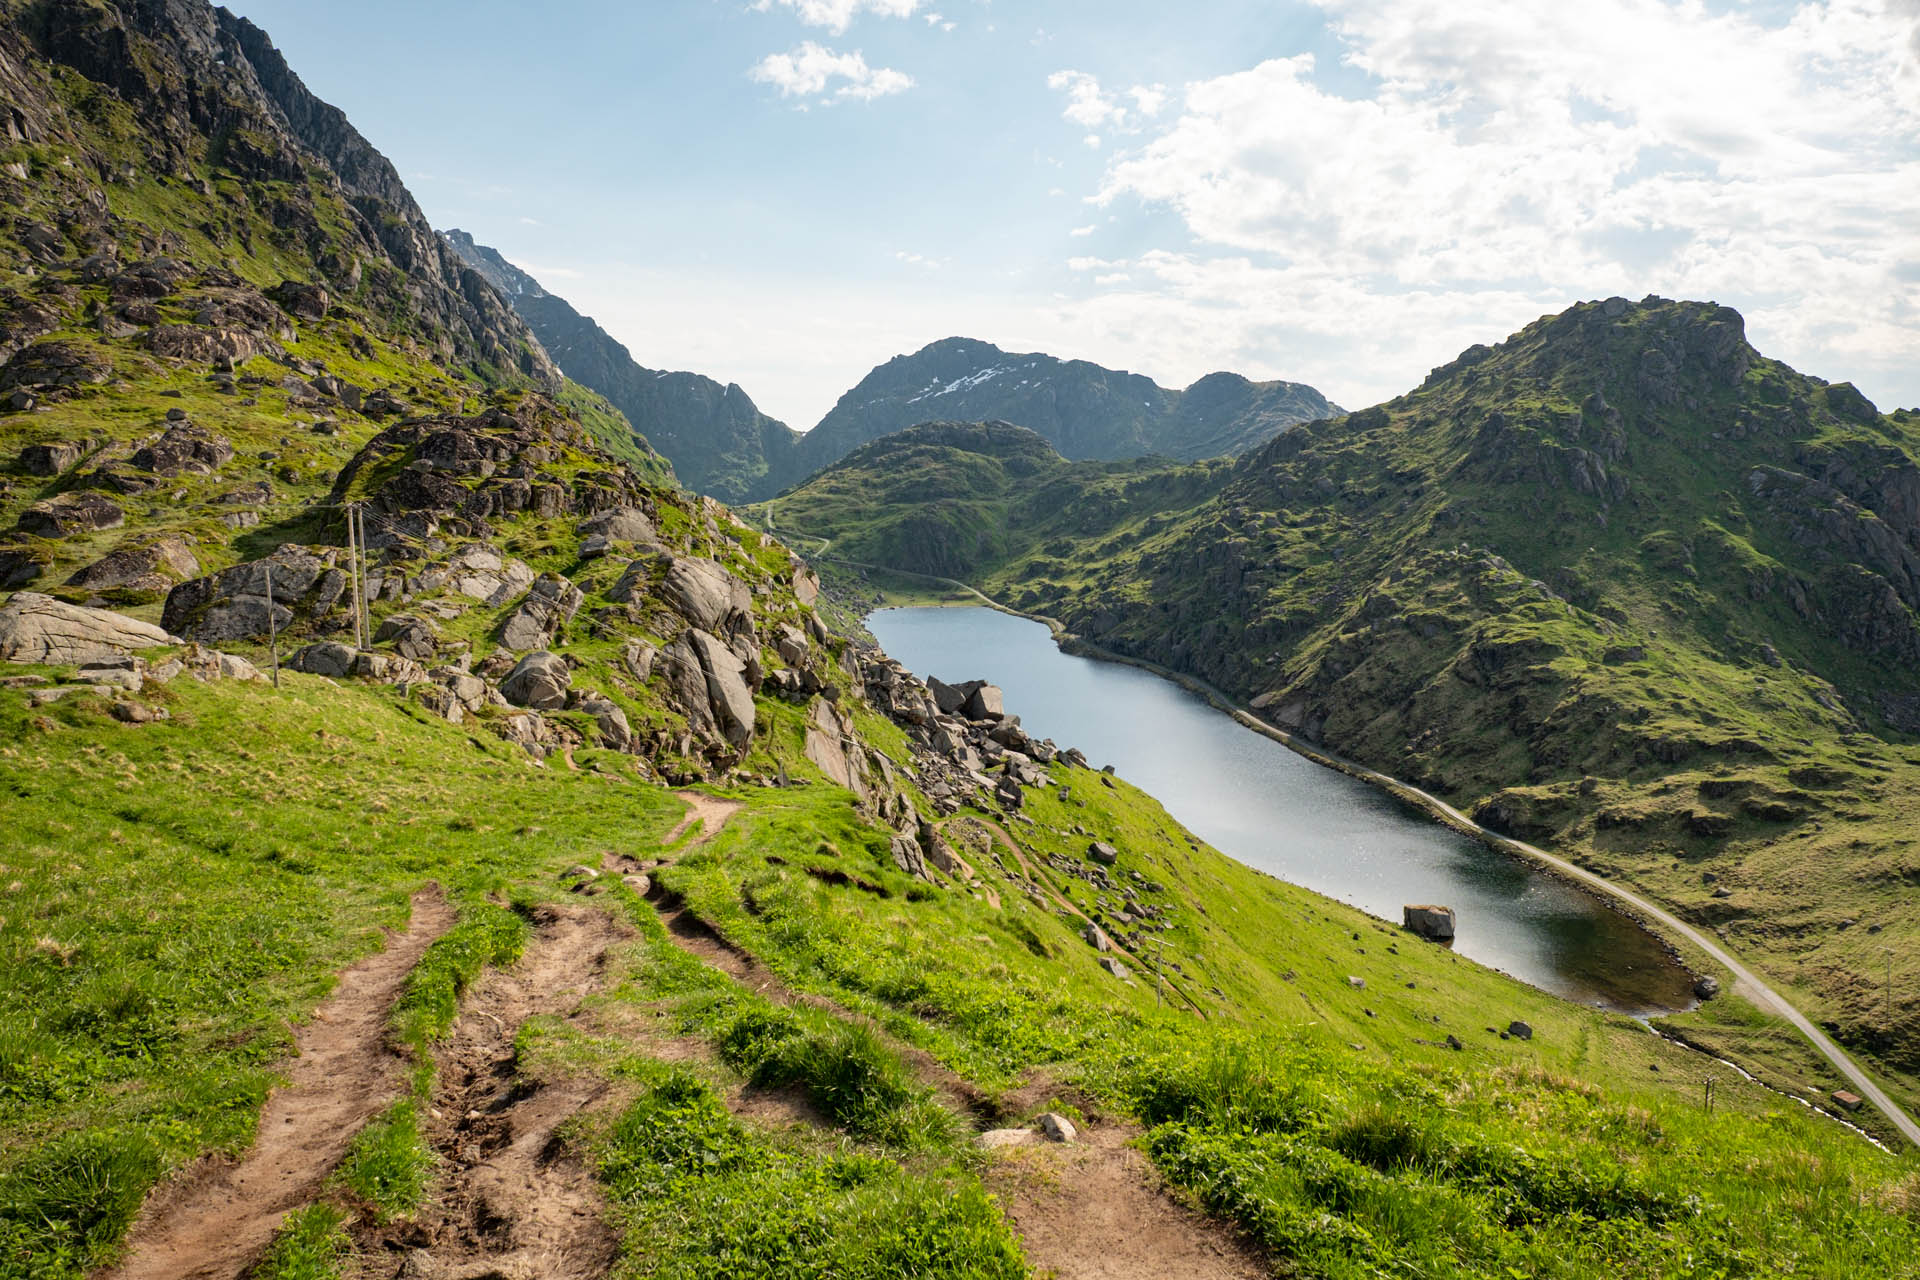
[66,536,200,593]
[288,641,355,678]
[659,555,753,635]
[16,491,123,538]
[576,506,656,546]
[0,592,174,664]
[1,341,111,392]
[803,697,869,801]
[437,544,535,606]
[578,694,633,751]
[963,683,1005,721]
[17,442,82,475]
[499,575,584,650]
[658,628,756,749]
[373,614,438,661]
[500,650,571,710]
[1403,904,1457,941]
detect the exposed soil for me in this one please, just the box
[985,1124,1269,1280]
[659,788,745,846]
[105,887,456,1280]
[360,902,634,1280]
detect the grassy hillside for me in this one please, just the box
[759,299,1920,1117]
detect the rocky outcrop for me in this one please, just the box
[16,491,124,538]
[0,591,174,664]
[658,628,755,750]
[161,546,348,643]
[129,422,233,475]
[1403,905,1456,941]
[499,575,583,651]
[500,650,571,710]
[66,536,200,592]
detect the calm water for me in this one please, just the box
[868,605,1696,1014]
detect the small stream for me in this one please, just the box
[868,605,1698,1015]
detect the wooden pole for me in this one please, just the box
[345,502,364,650]
[264,563,280,689]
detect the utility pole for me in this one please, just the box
[344,502,364,650]
[264,563,280,689]
[355,504,370,648]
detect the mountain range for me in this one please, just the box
[441,233,1339,502]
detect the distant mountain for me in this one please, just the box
[790,337,1340,479]
[442,231,802,504]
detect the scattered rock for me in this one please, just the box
[17,441,82,475]
[16,491,124,537]
[1098,956,1131,981]
[1692,974,1721,1000]
[499,574,584,651]
[1506,1020,1533,1041]
[1832,1090,1864,1112]
[1347,976,1366,989]
[66,536,200,592]
[1037,1112,1077,1144]
[1087,840,1118,866]
[977,1128,1036,1149]
[289,641,356,678]
[130,423,233,475]
[374,614,438,661]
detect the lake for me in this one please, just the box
[867,605,1697,1015]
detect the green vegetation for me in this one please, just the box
[331,1102,432,1222]
[764,304,1920,1120]
[249,1205,349,1280]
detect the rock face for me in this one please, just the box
[658,629,755,749]
[658,555,752,636]
[499,575,583,651]
[162,547,346,643]
[500,650,571,710]
[129,423,233,475]
[1403,905,1457,941]
[803,698,867,801]
[443,230,802,503]
[0,592,174,664]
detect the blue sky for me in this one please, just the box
[227,0,1920,428]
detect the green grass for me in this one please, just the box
[250,1205,349,1280]
[594,1069,1024,1280]
[331,1102,432,1223]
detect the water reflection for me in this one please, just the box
[867,605,1695,1014]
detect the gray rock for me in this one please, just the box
[500,650,571,710]
[1037,1112,1077,1144]
[576,505,656,546]
[977,1128,1036,1149]
[444,544,535,605]
[1506,1020,1533,1041]
[17,491,124,538]
[290,641,356,678]
[654,554,752,634]
[130,424,233,475]
[162,547,343,641]
[18,442,81,476]
[621,638,655,683]
[1081,923,1112,952]
[499,575,583,651]
[1098,956,1131,981]
[962,683,1005,720]
[1692,974,1721,1000]
[1088,841,1118,866]
[411,683,464,724]
[66,536,200,593]
[432,667,490,711]
[375,614,438,661]
[803,697,868,800]
[0,592,174,665]
[1403,904,1456,941]
[580,695,633,750]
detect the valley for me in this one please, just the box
[0,1,1915,1277]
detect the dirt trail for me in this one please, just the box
[660,789,745,846]
[107,888,455,1280]
[368,902,634,1280]
[986,1124,1268,1280]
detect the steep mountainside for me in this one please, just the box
[792,336,1339,480]
[773,297,1920,1086]
[3,12,1919,1279]
[443,230,802,503]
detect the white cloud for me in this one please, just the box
[1072,0,1920,408]
[1069,224,1097,237]
[749,0,922,36]
[1046,70,1170,144]
[750,41,914,101]
[504,257,585,281]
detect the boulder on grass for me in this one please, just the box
[1403,904,1456,941]
[500,650,571,710]
[0,592,174,665]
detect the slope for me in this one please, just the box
[443,229,802,503]
[768,295,1920,1108]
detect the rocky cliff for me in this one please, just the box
[443,230,803,503]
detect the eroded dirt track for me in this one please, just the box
[366,902,634,1280]
[108,888,456,1280]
